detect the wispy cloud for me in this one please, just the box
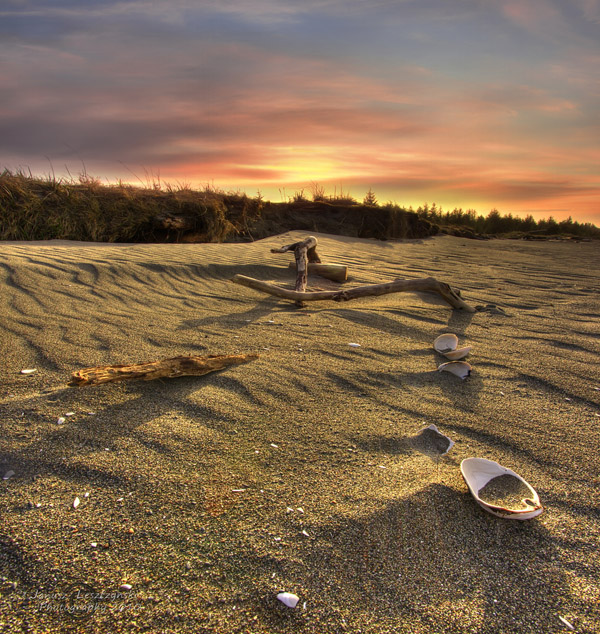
[1,0,598,222]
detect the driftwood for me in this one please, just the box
[271,236,321,306]
[69,354,259,386]
[232,275,475,312]
[287,262,348,283]
[271,236,322,264]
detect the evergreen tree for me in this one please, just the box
[363,188,378,206]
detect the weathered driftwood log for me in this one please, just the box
[232,275,475,312]
[69,354,259,386]
[286,262,348,283]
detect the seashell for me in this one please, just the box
[413,424,454,456]
[3,470,15,481]
[57,417,66,425]
[348,343,361,348]
[277,592,299,608]
[558,616,575,631]
[20,368,37,375]
[460,458,543,520]
[433,334,458,354]
[72,497,81,509]
[119,583,133,592]
[443,346,471,360]
[438,361,472,379]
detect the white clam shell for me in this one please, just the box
[438,361,472,379]
[460,458,543,520]
[433,333,458,354]
[443,346,471,360]
[277,592,299,608]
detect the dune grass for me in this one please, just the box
[0,170,244,243]
[1,169,598,243]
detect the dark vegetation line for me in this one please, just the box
[1,170,598,243]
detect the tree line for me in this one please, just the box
[410,203,600,238]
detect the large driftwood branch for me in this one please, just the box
[69,354,259,386]
[232,275,475,312]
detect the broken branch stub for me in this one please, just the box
[69,354,259,386]
[270,236,322,263]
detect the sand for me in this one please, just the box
[0,232,599,633]
[477,475,535,511]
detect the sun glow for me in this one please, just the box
[271,146,351,183]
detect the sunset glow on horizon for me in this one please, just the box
[1,0,599,223]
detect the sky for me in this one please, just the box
[1,0,599,223]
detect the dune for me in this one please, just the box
[1,232,599,633]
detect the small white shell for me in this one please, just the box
[558,616,575,631]
[443,346,471,360]
[433,334,458,354]
[348,343,361,348]
[460,458,543,520]
[119,583,133,592]
[438,361,472,379]
[72,497,81,509]
[277,592,299,608]
[20,369,37,375]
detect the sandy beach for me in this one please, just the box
[1,232,599,633]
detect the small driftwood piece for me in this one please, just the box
[69,354,259,386]
[286,262,348,283]
[232,275,475,312]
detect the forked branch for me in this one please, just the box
[232,275,475,312]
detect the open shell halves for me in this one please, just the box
[443,347,472,360]
[433,334,471,360]
[438,361,472,379]
[433,334,459,354]
[460,458,543,520]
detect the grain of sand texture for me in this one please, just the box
[1,232,599,633]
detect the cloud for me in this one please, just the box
[0,0,598,223]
